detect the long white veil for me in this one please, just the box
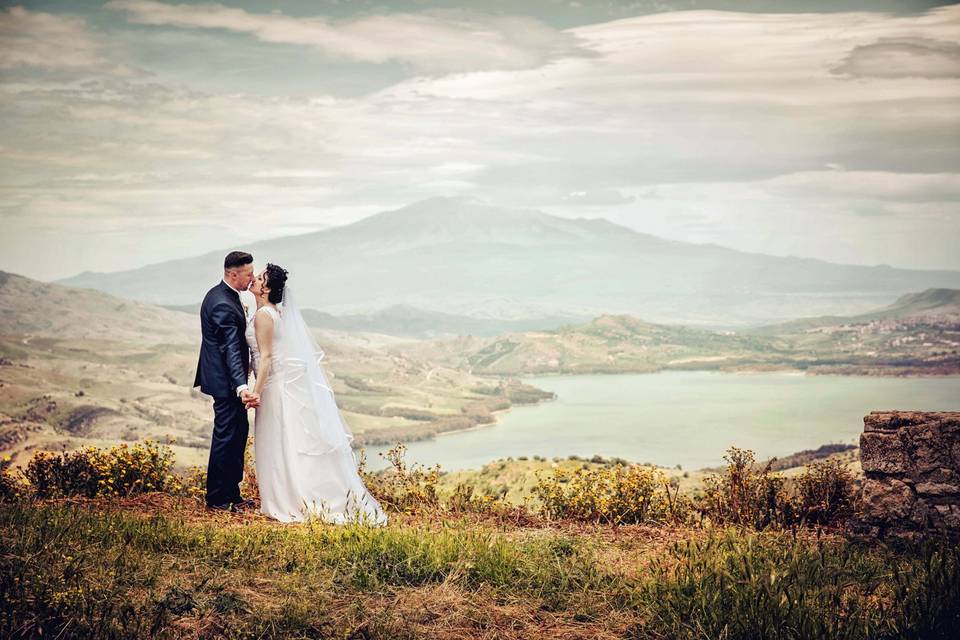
[277,285,356,457]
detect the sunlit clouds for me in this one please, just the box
[0,1,958,279]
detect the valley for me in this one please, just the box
[2,268,958,476]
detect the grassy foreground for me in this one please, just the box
[1,441,958,638]
[1,494,959,639]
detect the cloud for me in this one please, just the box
[0,6,133,75]
[104,0,592,73]
[560,189,636,205]
[762,171,960,202]
[2,4,960,275]
[833,37,960,79]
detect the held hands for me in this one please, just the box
[241,389,260,410]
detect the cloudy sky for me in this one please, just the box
[1,0,958,280]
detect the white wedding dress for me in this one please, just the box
[246,300,387,525]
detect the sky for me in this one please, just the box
[1,0,958,280]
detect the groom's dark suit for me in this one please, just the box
[194,281,251,507]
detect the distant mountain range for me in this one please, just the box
[164,301,588,339]
[745,288,960,336]
[58,197,960,328]
[0,271,195,344]
[406,287,960,376]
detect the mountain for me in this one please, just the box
[0,271,195,344]
[745,288,960,335]
[297,304,589,338]
[883,288,960,317]
[407,287,960,376]
[163,301,589,338]
[58,197,960,328]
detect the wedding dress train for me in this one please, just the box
[246,299,387,525]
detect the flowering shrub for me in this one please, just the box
[23,440,174,499]
[0,454,24,502]
[357,444,441,514]
[177,465,208,502]
[24,449,102,498]
[697,447,789,529]
[792,458,858,526]
[97,441,174,496]
[697,447,858,530]
[446,482,503,515]
[533,462,693,525]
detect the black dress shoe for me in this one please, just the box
[207,502,236,513]
[233,499,256,511]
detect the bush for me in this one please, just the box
[697,446,792,529]
[697,447,859,530]
[357,444,441,514]
[0,455,24,503]
[533,462,693,525]
[792,458,859,526]
[446,483,503,515]
[23,441,174,499]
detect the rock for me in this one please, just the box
[915,482,960,497]
[933,504,960,529]
[861,478,914,520]
[855,410,960,540]
[859,431,907,474]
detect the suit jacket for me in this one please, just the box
[193,281,250,398]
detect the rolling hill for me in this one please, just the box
[404,289,960,376]
[0,272,556,467]
[744,288,960,336]
[0,271,195,344]
[59,197,960,328]
[164,302,589,339]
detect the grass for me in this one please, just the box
[1,495,958,639]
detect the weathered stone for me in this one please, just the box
[915,482,960,497]
[904,425,951,474]
[933,504,960,529]
[919,467,960,485]
[908,501,932,527]
[859,431,907,474]
[864,411,929,432]
[860,478,914,521]
[864,410,960,433]
[854,410,960,541]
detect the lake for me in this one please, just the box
[360,371,960,471]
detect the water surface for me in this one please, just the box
[361,371,960,471]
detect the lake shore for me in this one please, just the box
[360,370,958,472]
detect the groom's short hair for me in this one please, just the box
[224,251,253,270]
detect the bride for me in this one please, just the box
[245,263,387,525]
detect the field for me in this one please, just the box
[0,440,956,640]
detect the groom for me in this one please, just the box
[194,251,260,512]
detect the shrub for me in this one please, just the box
[0,455,24,503]
[446,483,502,515]
[24,449,102,498]
[792,458,858,526]
[697,447,860,530]
[176,465,208,503]
[533,462,693,525]
[23,441,174,499]
[357,444,441,514]
[697,446,792,529]
[97,441,174,496]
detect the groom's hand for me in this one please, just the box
[240,389,260,409]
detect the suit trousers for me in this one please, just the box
[205,394,249,506]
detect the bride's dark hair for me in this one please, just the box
[263,263,289,304]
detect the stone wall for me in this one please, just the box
[856,410,960,540]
